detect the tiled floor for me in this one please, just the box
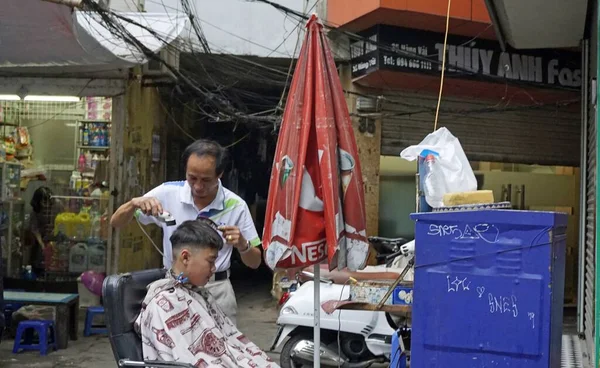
[562,334,586,368]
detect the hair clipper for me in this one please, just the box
[156,211,176,226]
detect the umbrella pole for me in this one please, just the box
[313,263,321,367]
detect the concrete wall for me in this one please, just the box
[115,77,167,273]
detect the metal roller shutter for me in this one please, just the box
[380,93,581,166]
[584,98,596,363]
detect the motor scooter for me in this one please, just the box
[270,237,415,368]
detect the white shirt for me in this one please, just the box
[136,180,260,271]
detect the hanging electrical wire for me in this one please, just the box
[179,0,211,53]
[70,0,579,131]
[433,0,452,131]
[80,0,280,127]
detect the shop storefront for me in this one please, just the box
[350,25,581,166]
[0,96,113,287]
[0,1,186,298]
[347,21,587,349]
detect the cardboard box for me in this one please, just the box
[349,280,413,305]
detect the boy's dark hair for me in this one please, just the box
[170,219,223,256]
[182,139,228,176]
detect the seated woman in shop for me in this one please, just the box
[134,219,279,368]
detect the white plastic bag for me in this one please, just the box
[400,127,476,207]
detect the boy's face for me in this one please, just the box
[181,246,218,286]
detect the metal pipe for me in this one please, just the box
[594,1,600,357]
[577,38,589,335]
[313,264,321,367]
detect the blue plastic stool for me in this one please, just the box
[84,306,107,337]
[12,320,57,355]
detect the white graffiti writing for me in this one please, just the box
[428,224,461,237]
[428,223,500,244]
[528,312,535,329]
[476,286,485,298]
[447,276,471,292]
[488,293,518,317]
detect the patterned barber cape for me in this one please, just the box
[135,273,279,368]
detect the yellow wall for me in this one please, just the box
[340,65,382,236]
[117,79,167,273]
[479,170,580,303]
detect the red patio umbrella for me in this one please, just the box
[262,14,370,367]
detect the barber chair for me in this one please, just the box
[102,269,193,368]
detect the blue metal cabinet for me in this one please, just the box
[410,210,567,368]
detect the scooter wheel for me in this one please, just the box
[280,332,312,368]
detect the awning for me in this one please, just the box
[484,0,587,49]
[0,0,187,69]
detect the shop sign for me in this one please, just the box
[350,25,581,89]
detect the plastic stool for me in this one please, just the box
[12,320,57,355]
[84,306,107,336]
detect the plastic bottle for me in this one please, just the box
[89,213,101,240]
[55,213,75,237]
[78,153,86,172]
[422,153,446,208]
[70,171,80,189]
[82,127,90,146]
[100,125,107,147]
[88,242,106,273]
[57,240,70,272]
[91,154,99,170]
[85,151,92,169]
[69,243,88,273]
[90,125,98,147]
[75,212,91,240]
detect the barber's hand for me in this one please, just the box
[131,196,164,217]
[218,225,246,249]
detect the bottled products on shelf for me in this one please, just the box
[78,153,86,172]
[68,242,88,273]
[79,121,111,147]
[82,127,90,146]
[87,241,105,273]
[85,151,92,169]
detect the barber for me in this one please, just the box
[110,139,262,325]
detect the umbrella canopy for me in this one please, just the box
[263,15,369,272]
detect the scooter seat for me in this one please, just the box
[301,264,402,285]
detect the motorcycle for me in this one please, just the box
[270,237,414,368]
